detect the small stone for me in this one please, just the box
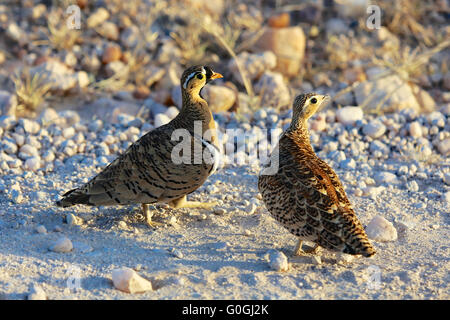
[154,113,170,128]
[254,71,290,108]
[437,139,450,156]
[214,208,226,215]
[102,45,122,64]
[27,284,46,300]
[169,248,184,259]
[228,51,277,86]
[165,106,179,120]
[363,120,386,139]
[336,253,355,264]
[49,236,73,253]
[409,121,422,138]
[97,21,119,41]
[87,7,109,28]
[366,216,398,242]
[201,85,236,113]
[443,173,450,185]
[118,221,127,229]
[66,213,82,226]
[336,107,363,125]
[268,12,290,28]
[442,191,450,203]
[340,158,356,169]
[253,27,305,78]
[111,267,153,293]
[24,156,41,171]
[311,255,322,265]
[406,180,419,192]
[245,203,257,214]
[374,171,398,185]
[36,225,47,234]
[268,250,289,272]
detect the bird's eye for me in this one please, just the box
[310,97,317,104]
[197,74,204,80]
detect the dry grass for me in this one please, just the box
[12,69,52,115]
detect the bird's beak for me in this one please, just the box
[318,95,331,112]
[209,72,223,80]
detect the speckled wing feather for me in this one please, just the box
[258,133,375,257]
[57,123,217,207]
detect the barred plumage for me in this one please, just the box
[56,65,223,227]
[258,93,376,257]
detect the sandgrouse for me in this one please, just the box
[258,93,375,257]
[56,65,223,227]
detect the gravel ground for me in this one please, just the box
[0,106,449,300]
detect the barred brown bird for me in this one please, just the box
[258,93,376,257]
[56,65,223,227]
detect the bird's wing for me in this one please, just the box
[58,124,216,207]
[276,136,372,254]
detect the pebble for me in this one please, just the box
[214,208,226,215]
[409,121,423,138]
[111,267,153,293]
[374,171,398,185]
[27,284,47,300]
[87,7,109,28]
[245,203,257,214]
[49,236,73,253]
[66,213,82,226]
[154,114,170,128]
[406,180,419,192]
[366,216,398,242]
[311,255,322,265]
[363,120,386,139]
[336,107,363,125]
[443,173,450,185]
[268,250,289,272]
[169,248,184,259]
[36,225,47,234]
[442,191,450,203]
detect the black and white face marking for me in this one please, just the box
[183,67,206,89]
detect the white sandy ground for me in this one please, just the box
[0,159,449,300]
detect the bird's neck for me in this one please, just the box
[285,119,314,150]
[176,88,215,135]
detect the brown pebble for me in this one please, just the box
[268,12,290,28]
[133,86,151,99]
[102,45,122,64]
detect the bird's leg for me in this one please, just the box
[169,195,218,210]
[294,239,304,256]
[142,203,164,228]
[303,243,320,254]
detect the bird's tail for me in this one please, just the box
[343,236,376,257]
[55,188,91,207]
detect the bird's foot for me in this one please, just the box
[169,195,218,210]
[142,203,164,229]
[146,219,164,229]
[293,240,319,256]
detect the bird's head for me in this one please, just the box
[292,93,330,121]
[181,65,223,94]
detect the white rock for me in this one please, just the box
[437,139,450,156]
[36,225,47,234]
[111,267,153,293]
[245,203,257,215]
[443,173,450,185]
[87,8,109,28]
[27,284,47,300]
[406,180,419,192]
[24,156,41,171]
[268,250,289,272]
[374,171,398,185]
[336,106,363,125]
[169,248,184,259]
[49,236,73,253]
[66,213,82,226]
[363,120,386,139]
[442,191,450,203]
[228,51,277,85]
[311,255,322,265]
[201,85,236,113]
[366,216,398,242]
[154,113,170,128]
[254,71,290,108]
[62,127,76,139]
[409,121,422,138]
[165,106,179,119]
